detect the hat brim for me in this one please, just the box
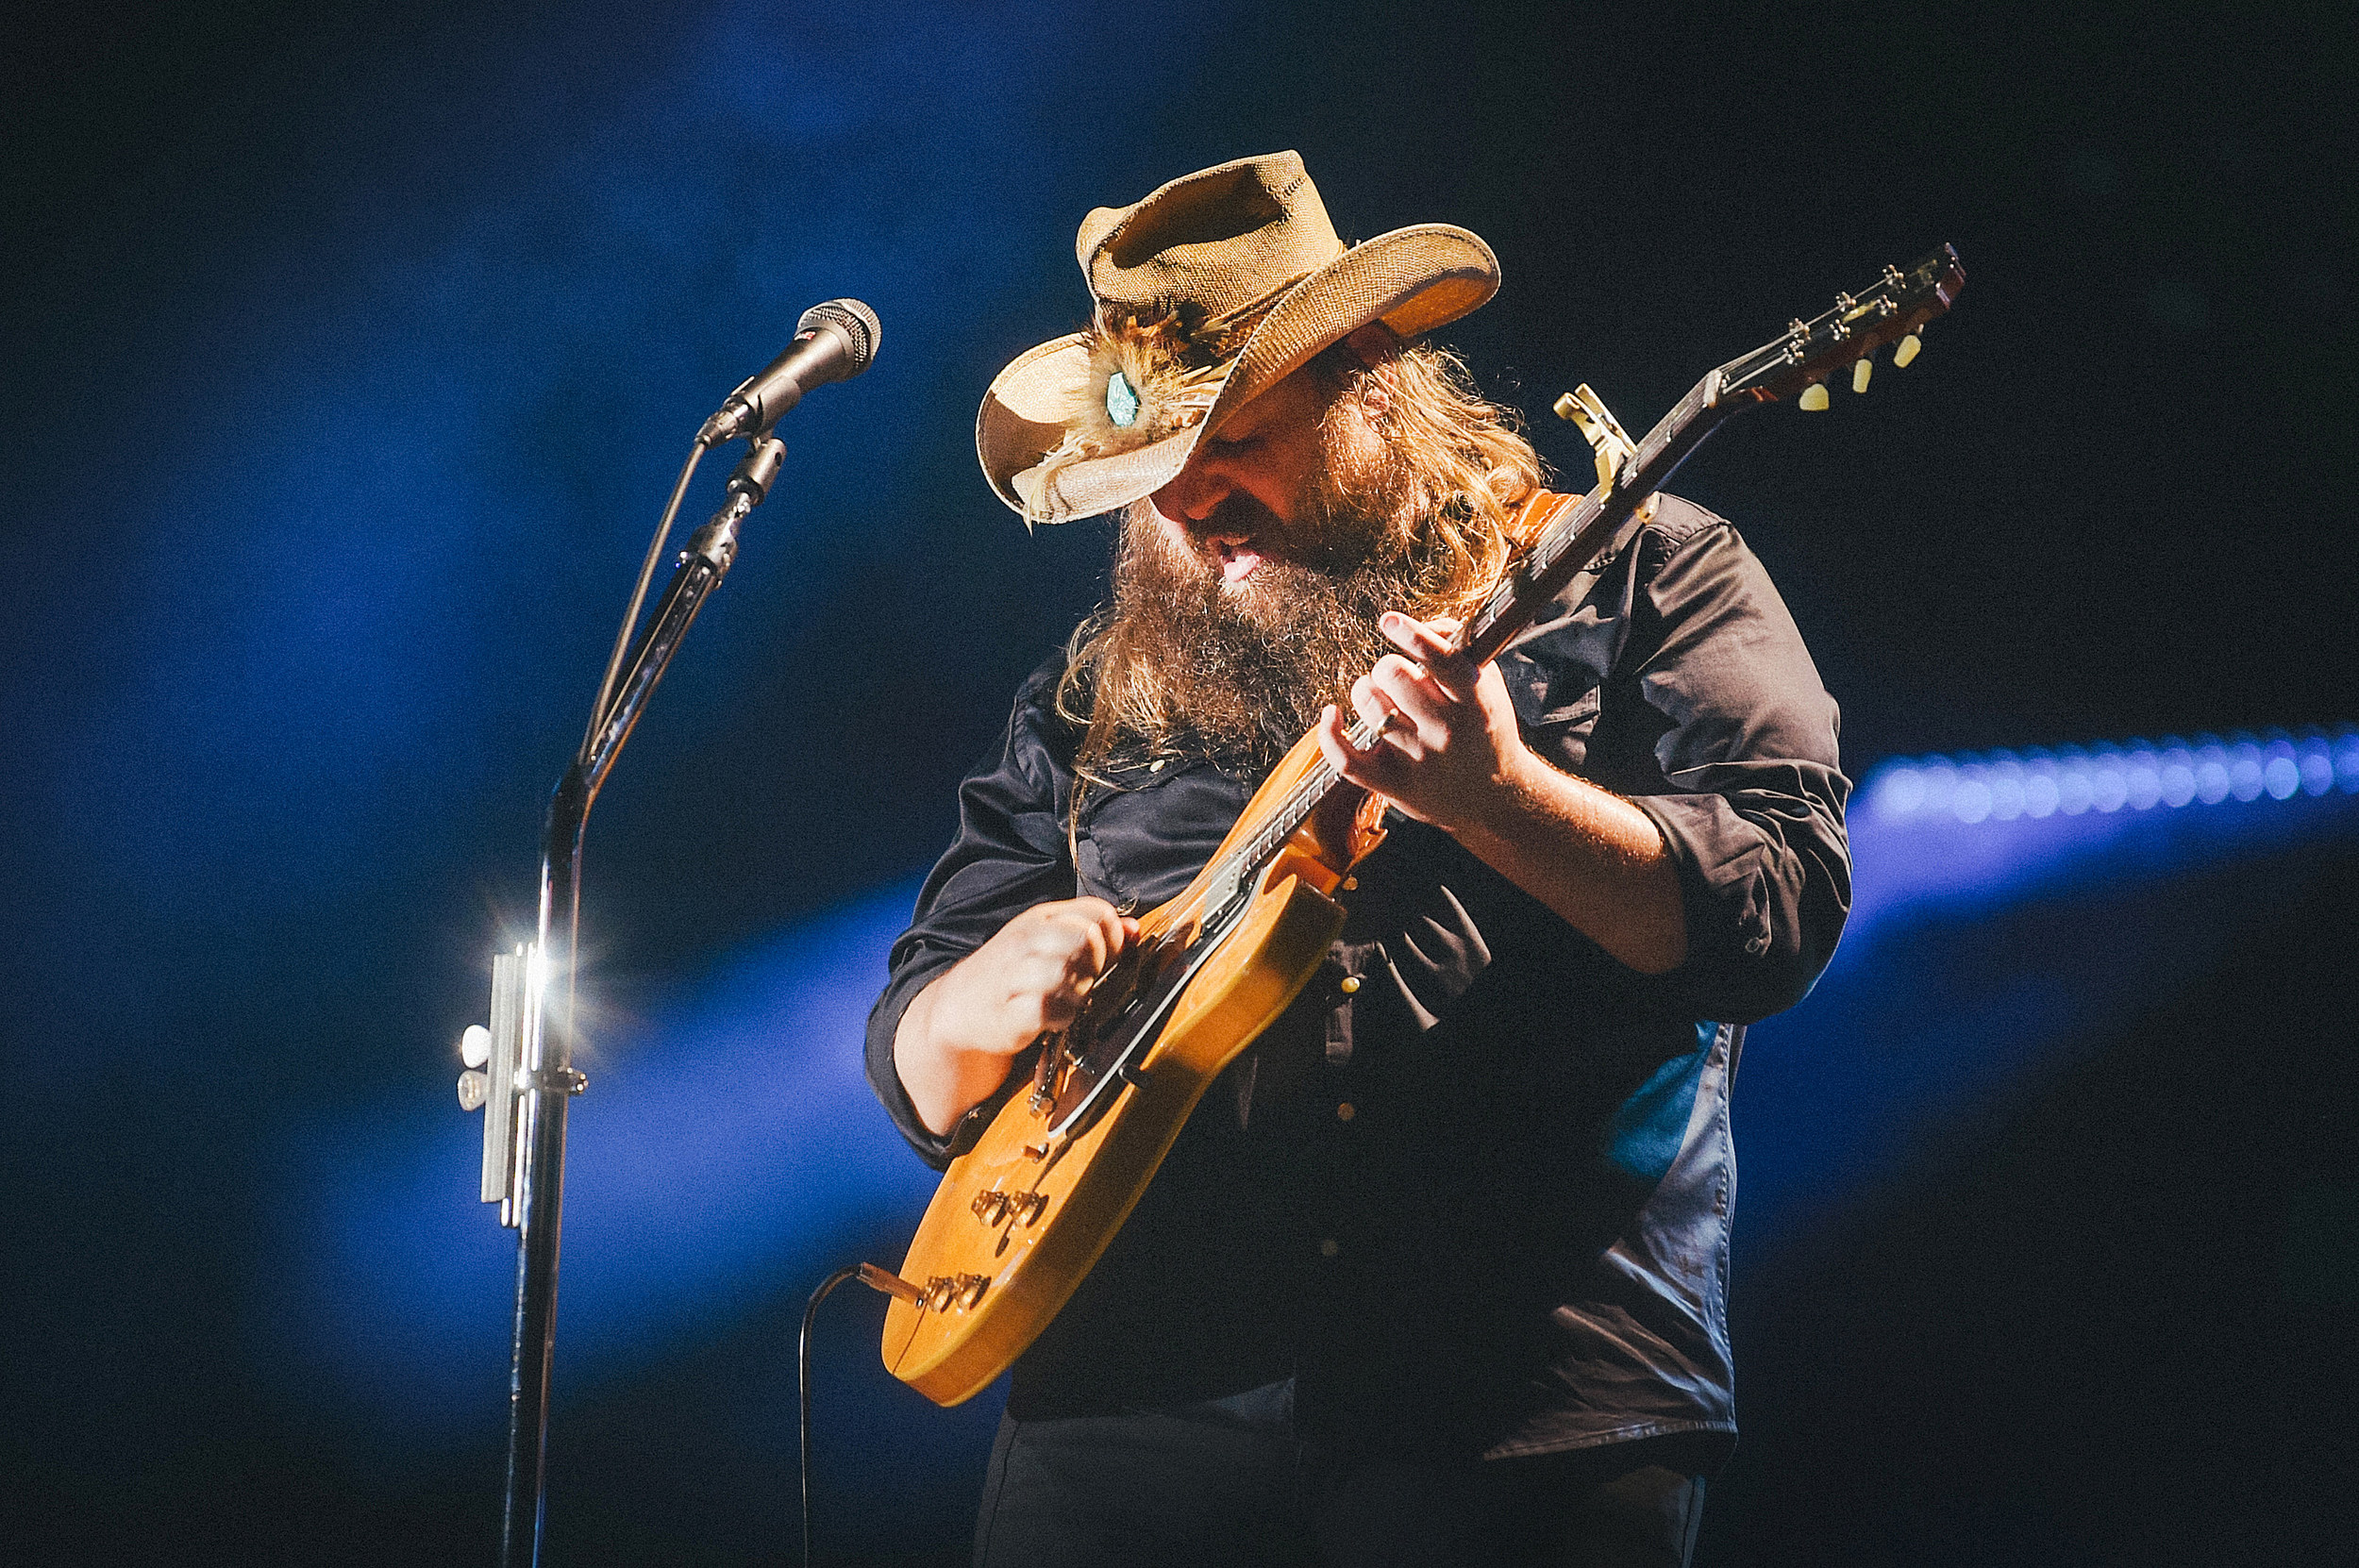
[978,223,1499,523]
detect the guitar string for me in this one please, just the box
[1197,253,1952,912]
[1062,254,1950,1095]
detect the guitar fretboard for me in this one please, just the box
[1198,242,1965,911]
[1193,369,1730,911]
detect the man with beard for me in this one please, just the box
[865,154,1851,1567]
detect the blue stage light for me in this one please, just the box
[1869,726,2356,826]
[1736,723,2359,1257]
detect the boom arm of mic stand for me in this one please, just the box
[502,433,785,1568]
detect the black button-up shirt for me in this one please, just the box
[865,495,1851,1460]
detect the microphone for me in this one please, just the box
[699,298,881,445]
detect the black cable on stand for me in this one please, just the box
[504,431,782,1568]
[453,301,881,1568]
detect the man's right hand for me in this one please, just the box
[893,897,1138,1137]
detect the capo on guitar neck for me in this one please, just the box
[1551,384,1661,524]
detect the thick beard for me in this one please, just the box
[1092,409,1433,774]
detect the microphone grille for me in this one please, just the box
[797,298,882,375]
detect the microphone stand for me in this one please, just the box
[500,432,788,1568]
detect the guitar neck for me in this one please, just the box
[1211,242,1966,895]
[1457,371,1732,667]
[1204,378,1741,900]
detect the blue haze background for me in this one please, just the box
[4,3,2353,1563]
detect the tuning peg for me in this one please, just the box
[1894,331,1922,368]
[1799,383,1830,411]
[1852,359,1874,394]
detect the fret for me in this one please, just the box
[1532,490,1601,569]
[1629,375,1710,486]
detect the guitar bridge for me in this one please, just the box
[1027,1031,1062,1114]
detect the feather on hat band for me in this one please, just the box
[976,151,1500,525]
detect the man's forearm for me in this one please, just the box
[890,896,1136,1138]
[1315,611,1690,974]
[894,970,1021,1137]
[1448,748,1690,976]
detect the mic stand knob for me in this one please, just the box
[727,433,788,506]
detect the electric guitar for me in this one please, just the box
[878,245,1966,1405]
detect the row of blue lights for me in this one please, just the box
[1869,726,2359,825]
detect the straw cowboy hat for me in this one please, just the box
[977,151,1500,525]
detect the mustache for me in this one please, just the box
[1195,493,1280,539]
[1177,495,1367,576]
[1097,498,1421,771]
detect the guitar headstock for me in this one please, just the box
[1715,244,1965,409]
[1464,242,1966,667]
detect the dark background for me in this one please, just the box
[3,2,2352,1563]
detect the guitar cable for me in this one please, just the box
[797,1262,923,1566]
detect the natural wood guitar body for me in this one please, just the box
[883,731,1384,1406]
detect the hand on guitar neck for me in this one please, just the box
[1315,609,1688,976]
[895,897,1139,1135]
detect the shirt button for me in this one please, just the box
[1318,1238,1340,1258]
[1339,976,1361,995]
[1335,1101,1356,1122]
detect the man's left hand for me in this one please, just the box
[1314,611,1529,836]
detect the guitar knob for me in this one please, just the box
[1852,359,1873,394]
[1895,332,1923,367]
[1799,383,1831,411]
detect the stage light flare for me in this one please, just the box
[1871,726,2355,826]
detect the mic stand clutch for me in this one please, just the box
[458,433,789,1568]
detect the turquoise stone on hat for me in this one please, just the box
[1105,370,1141,428]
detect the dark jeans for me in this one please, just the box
[974,1384,1707,1567]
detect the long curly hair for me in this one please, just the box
[1058,339,1551,789]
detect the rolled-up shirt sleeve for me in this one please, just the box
[865,655,1077,1167]
[1621,522,1851,1023]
